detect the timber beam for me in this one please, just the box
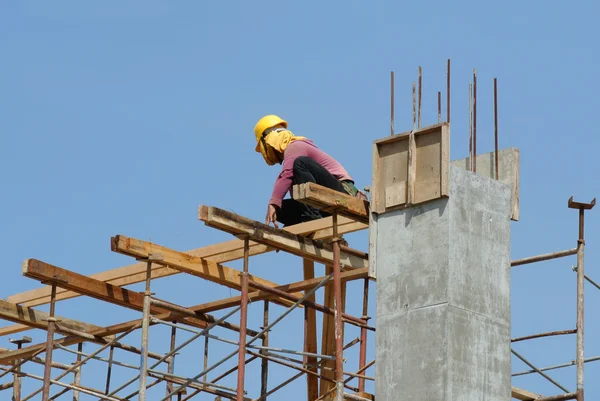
[198,206,369,269]
[0,268,367,365]
[511,386,542,400]
[292,183,369,224]
[7,216,366,310]
[21,259,255,336]
[110,235,302,307]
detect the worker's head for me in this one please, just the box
[254,115,288,165]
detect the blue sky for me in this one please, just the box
[1,0,599,399]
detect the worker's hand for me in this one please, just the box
[265,204,279,228]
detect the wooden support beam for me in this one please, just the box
[0,268,368,366]
[6,216,366,314]
[21,259,250,336]
[292,183,369,224]
[0,300,101,335]
[302,259,319,401]
[511,386,541,400]
[199,206,369,269]
[110,235,301,307]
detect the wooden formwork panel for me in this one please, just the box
[371,123,450,214]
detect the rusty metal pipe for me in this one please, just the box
[105,345,115,396]
[246,280,367,326]
[576,242,585,398]
[513,355,600,377]
[358,278,369,392]
[536,392,579,401]
[512,329,577,343]
[511,248,578,267]
[236,236,250,401]
[166,323,177,400]
[138,260,153,401]
[260,301,269,401]
[332,212,344,401]
[511,349,570,393]
[41,283,57,401]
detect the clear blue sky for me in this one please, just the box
[1,1,599,399]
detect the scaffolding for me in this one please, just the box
[0,61,597,401]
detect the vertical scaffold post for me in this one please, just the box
[568,196,596,401]
[41,283,57,401]
[73,342,83,401]
[332,212,344,401]
[358,278,370,393]
[237,236,251,401]
[9,336,32,401]
[139,259,153,401]
[261,300,270,400]
[166,323,177,400]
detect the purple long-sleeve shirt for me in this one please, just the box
[269,139,352,208]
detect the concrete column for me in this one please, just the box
[374,166,512,401]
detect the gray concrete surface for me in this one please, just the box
[451,147,519,220]
[375,166,512,401]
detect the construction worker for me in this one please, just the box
[254,114,365,228]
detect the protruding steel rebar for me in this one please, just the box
[469,82,473,171]
[494,77,499,180]
[41,283,57,401]
[390,71,395,136]
[418,66,422,128]
[473,68,477,173]
[412,82,416,131]
[437,91,441,123]
[447,59,451,123]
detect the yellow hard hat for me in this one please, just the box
[254,115,288,151]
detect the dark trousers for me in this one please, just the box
[276,156,348,226]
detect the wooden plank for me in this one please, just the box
[511,386,540,400]
[21,259,247,335]
[0,299,101,334]
[199,206,369,270]
[292,183,369,224]
[302,259,319,401]
[0,268,368,365]
[7,216,367,311]
[110,235,302,306]
[372,122,450,213]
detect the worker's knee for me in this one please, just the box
[292,156,313,172]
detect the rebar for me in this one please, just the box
[418,66,422,128]
[390,71,395,136]
[473,68,477,173]
[447,59,451,123]
[494,77,499,180]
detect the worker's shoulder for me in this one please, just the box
[289,138,316,149]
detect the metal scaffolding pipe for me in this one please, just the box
[513,355,600,377]
[160,273,333,401]
[512,329,577,343]
[511,349,570,393]
[41,283,57,401]
[511,248,578,267]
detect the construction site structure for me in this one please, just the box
[0,61,597,401]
